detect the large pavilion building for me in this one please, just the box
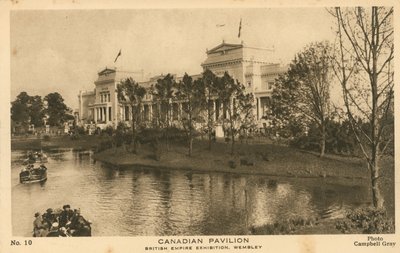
[77,41,287,135]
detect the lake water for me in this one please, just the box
[11,148,371,236]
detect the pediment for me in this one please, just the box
[98,68,116,76]
[207,43,243,55]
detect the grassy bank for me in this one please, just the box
[93,139,370,180]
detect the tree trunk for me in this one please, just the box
[165,102,169,151]
[132,106,137,154]
[208,128,212,150]
[188,112,193,157]
[207,105,212,151]
[231,128,235,155]
[319,124,326,157]
[208,116,212,150]
[189,136,193,157]
[370,156,384,208]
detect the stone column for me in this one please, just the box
[105,107,108,123]
[257,97,262,120]
[94,108,97,123]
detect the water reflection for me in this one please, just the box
[12,149,371,236]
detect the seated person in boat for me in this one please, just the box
[46,222,60,237]
[33,212,45,237]
[59,204,74,227]
[42,208,57,228]
[69,209,91,236]
[59,227,72,237]
[22,164,34,172]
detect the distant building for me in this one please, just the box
[77,41,287,133]
[201,41,287,123]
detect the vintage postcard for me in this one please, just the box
[0,0,399,252]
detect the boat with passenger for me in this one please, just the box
[19,164,47,184]
[33,205,92,237]
[23,151,48,165]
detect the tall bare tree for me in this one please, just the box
[330,7,394,208]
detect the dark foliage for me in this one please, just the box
[290,119,357,155]
[335,207,395,234]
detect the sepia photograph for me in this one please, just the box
[0,0,398,252]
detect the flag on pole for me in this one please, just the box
[114,49,122,63]
[238,18,242,38]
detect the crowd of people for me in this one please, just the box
[33,205,92,237]
[26,151,47,164]
[21,163,46,172]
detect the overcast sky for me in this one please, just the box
[11,8,336,109]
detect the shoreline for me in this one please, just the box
[91,141,371,182]
[10,135,378,181]
[11,136,374,181]
[93,152,367,181]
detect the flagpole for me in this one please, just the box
[238,18,242,39]
[114,49,122,63]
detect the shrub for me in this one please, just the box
[102,126,114,136]
[335,207,395,234]
[250,217,315,235]
[289,120,358,155]
[114,122,131,147]
[74,126,86,135]
[228,160,236,169]
[163,127,187,142]
[139,128,162,144]
[70,133,80,140]
[43,135,51,141]
[96,140,113,153]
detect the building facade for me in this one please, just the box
[77,41,287,133]
[201,41,287,124]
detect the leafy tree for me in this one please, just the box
[117,78,146,154]
[217,72,256,155]
[152,74,175,150]
[44,92,72,126]
[11,92,31,127]
[29,95,45,127]
[202,69,219,150]
[270,41,333,157]
[175,73,206,156]
[11,92,45,129]
[330,7,394,208]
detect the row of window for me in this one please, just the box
[100,92,111,103]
